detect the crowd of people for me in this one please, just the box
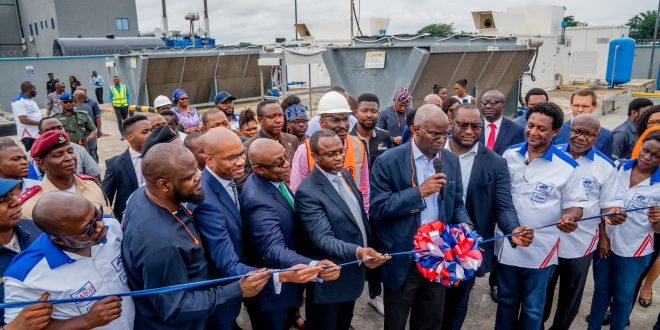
[1,75,659,330]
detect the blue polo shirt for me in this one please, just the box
[377,105,410,138]
[122,186,242,330]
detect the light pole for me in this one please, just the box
[294,0,298,40]
[648,0,660,79]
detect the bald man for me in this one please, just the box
[122,143,271,329]
[543,114,625,330]
[242,138,336,329]
[4,191,134,329]
[370,104,473,329]
[423,93,443,107]
[478,89,524,155]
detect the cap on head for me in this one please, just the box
[58,93,74,101]
[154,95,172,108]
[0,178,21,197]
[285,104,307,121]
[214,91,236,105]
[317,91,352,115]
[30,130,69,158]
[393,87,412,103]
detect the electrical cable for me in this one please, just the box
[351,1,364,36]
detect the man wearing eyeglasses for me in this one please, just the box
[553,89,614,158]
[290,92,370,213]
[51,93,97,152]
[543,114,626,330]
[442,103,533,330]
[4,191,134,329]
[21,130,111,220]
[478,89,524,156]
[370,104,473,330]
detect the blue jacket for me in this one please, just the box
[553,119,614,158]
[369,143,472,291]
[0,220,42,325]
[377,105,409,138]
[295,168,371,304]
[241,173,311,312]
[464,144,519,276]
[102,149,139,221]
[122,186,242,330]
[190,168,255,326]
[479,117,525,155]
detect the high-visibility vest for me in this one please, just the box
[110,84,128,107]
[305,135,365,184]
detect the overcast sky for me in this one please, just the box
[135,0,656,44]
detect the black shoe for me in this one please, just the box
[490,285,498,302]
[586,312,612,326]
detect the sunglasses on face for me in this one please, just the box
[61,100,73,104]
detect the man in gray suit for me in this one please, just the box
[295,129,390,330]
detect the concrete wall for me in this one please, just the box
[632,45,660,81]
[0,55,113,111]
[0,0,25,56]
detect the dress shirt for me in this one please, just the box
[484,116,504,144]
[206,166,239,208]
[412,138,440,224]
[445,141,479,203]
[128,147,144,186]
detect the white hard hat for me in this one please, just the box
[153,95,172,108]
[317,91,352,115]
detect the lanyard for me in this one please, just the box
[145,191,199,245]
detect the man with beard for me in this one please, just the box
[290,92,370,213]
[122,143,271,329]
[285,104,309,146]
[349,93,393,168]
[11,81,42,141]
[201,109,230,132]
[20,130,111,220]
[478,89,524,155]
[240,100,298,188]
[442,103,533,330]
[214,91,240,130]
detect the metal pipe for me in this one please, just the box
[349,0,354,40]
[203,0,210,37]
[161,0,169,37]
[610,45,619,89]
[648,0,660,79]
[294,0,298,40]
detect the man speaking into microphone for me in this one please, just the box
[370,104,473,330]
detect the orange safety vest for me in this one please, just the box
[305,135,365,184]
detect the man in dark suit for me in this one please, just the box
[192,127,316,329]
[553,89,613,158]
[478,89,525,155]
[442,103,533,330]
[370,104,474,330]
[296,129,390,330]
[102,115,152,220]
[239,100,298,189]
[242,138,340,330]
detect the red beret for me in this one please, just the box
[30,130,70,158]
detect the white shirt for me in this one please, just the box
[445,141,479,203]
[498,142,588,269]
[484,116,504,144]
[4,233,20,253]
[128,147,144,186]
[453,94,475,105]
[556,144,624,258]
[11,95,42,139]
[606,160,660,258]
[412,138,440,224]
[4,218,135,329]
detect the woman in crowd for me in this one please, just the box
[589,131,660,330]
[172,89,202,133]
[239,108,259,141]
[433,84,449,101]
[452,78,476,105]
[441,97,461,125]
[68,75,81,94]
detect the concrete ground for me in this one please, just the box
[31,88,660,329]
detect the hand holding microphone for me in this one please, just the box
[419,156,446,198]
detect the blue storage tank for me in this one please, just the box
[605,37,636,87]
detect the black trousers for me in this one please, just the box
[245,300,289,330]
[384,264,445,330]
[442,277,475,330]
[113,106,129,136]
[305,298,355,330]
[95,87,104,104]
[542,253,593,330]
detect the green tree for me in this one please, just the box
[627,10,657,40]
[238,41,256,48]
[563,15,588,27]
[418,23,455,36]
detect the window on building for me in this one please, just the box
[44,20,47,28]
[40,21,43,29]
[116,18,129,31]
[51,18,55,29]
[29,24,33,36]
[34,23,38,35]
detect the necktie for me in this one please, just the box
[486,123,497,150]
[278,182,295,210]
[228,180,240,211]
[332,176,367,246]
[135,156,144,186]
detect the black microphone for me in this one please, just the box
[432,157,445,201]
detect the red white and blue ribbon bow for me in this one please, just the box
[413,221,483,287]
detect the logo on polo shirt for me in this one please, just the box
[112,255,127,285]
[582,178,596,194]
[530,182,554,204]
[627,193,655,210]
[70,281,97,314]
